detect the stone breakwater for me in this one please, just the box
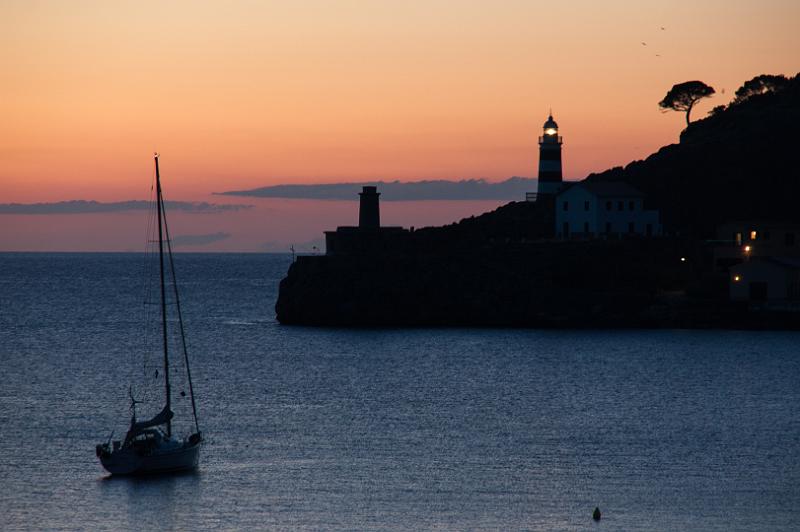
[273,239,740,328]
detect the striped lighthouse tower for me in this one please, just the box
[536,113,563,197]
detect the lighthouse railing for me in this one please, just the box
[538,136,563,144]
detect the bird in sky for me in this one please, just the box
[641,42,647,46]
[660,26,666,30]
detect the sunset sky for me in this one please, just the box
[2,0,798,251]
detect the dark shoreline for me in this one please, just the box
[275,242,800,331]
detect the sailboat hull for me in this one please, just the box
[99,441,200,476]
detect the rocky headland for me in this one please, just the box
[276,74,800,328]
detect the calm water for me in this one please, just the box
[1,253,799,531]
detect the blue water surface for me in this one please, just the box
[1,253,799,531]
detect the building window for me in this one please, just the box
[563,222,569,237]
[584,222,589,233]
[617,201,624,211]
[605,222,611,233]
[584,200,590,211]
[563,201,569,211]
[606,201,612,211]
[628,200,635,211]
[628,222,635,233]
[786,232,796,246]
[750,230,757,240]
[735,232,742,246]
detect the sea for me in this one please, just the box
[1,252,799,531]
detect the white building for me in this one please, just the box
[554,182,661,239]
[730,257,800,302]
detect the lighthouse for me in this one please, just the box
[358,186,380,230]
[536,113,563,197]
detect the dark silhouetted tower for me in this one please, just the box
[359,186,380,229]
[537,113,563,197]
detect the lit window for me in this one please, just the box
[750,230,757,240]
[735,232,742,246]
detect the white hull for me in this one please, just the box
[100,441,200,475]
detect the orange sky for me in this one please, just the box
[1,1,798,250]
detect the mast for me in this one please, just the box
[161,200,201,436]
[155,153,172,438]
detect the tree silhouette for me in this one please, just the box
[708,105,726,117]
[659,81,715,126]
[733,74,789,104]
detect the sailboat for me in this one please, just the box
[96,154,203,475]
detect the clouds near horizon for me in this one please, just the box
[219,177,536,201]
[0,200,252,215]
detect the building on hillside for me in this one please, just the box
[712,221,800,272]
[324,186,408,255]
[729,257,800,303]
[554,181,661,239]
